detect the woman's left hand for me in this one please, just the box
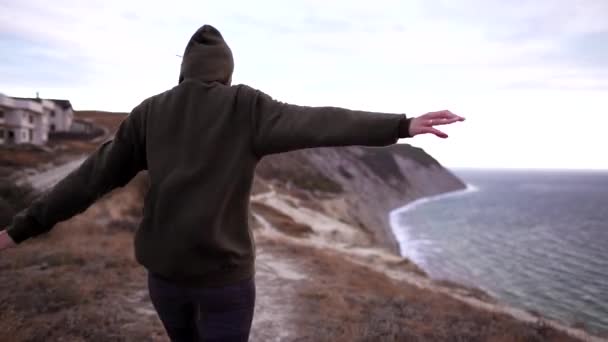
[409,110,465,138]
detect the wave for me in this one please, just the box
[392,183,479,216]
[388,183,479,264]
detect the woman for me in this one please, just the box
[0,25,464,341]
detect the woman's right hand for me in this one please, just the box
[0,230,16,251]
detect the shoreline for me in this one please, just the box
[389,183,479,265]
[388,183,608,340]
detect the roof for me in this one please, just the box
[11,97,73,110]
[48,99,72,110]
[0,97,44,114]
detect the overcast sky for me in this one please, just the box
[1,0,607,169]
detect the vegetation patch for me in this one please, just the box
[251,201,313,237]
[358,147,407,182]
[257,152,343,193]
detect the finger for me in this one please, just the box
[427,110,464,121]
[421,127,448,138]
[428,117,463,126]
[427,110,455,119]
[426,117,456,126]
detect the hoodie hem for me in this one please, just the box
[143,263,255,289]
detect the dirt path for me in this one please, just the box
[250,236,308,341]
[19,157,86,192]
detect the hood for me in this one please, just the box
[178,25,234,85]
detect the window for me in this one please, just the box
[22,131,27,141]
[50,111,55,117]
[0,129,4,139]
[29,114,34,124]
[29,129,33,141]
[0,111,4,119]
[50,124,56,132]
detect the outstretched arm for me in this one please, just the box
[1,102,148,246]
[244,86,464,157]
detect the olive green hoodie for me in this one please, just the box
[7,25,412,287]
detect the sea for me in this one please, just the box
[390,168,608,335]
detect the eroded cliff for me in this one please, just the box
[255,144,466,254]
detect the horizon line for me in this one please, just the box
[447,165,608,172]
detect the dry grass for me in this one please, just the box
[257,152,344,193]
[75,110,127,133]
[434,279,496,303]
[260,239,582,342]
[0,179,167,342]
[0,178,589,341]
[0,146,57,169]
[251,201,314,237]
[46,111,127,155]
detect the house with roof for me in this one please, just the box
[0,94,74,145]
[45,99,74,133]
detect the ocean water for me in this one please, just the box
[391,168,608,335]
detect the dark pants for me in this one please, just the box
[147,272,255,342]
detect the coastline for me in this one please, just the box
[389,183,479,265]
[387,182,608,341]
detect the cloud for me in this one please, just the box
[552,31,608,69]
[0,0,607,168]
[2,0,607,97]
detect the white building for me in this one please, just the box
[0,94,73,145]
[45,99,74,133]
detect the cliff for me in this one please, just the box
[255,144,466,254]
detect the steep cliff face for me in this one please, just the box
[255,143,466,254]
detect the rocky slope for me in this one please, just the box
[256,144,466,254]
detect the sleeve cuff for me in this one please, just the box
[6,226,26,244]
[398,115,412,138]
[6,212,42,244]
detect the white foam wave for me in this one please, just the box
[389,183,479,263]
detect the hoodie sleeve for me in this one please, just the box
[244,86,411,157]
[6,102,148,244]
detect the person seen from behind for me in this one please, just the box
[0,25,465,342]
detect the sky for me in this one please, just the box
[1,0,607,170]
